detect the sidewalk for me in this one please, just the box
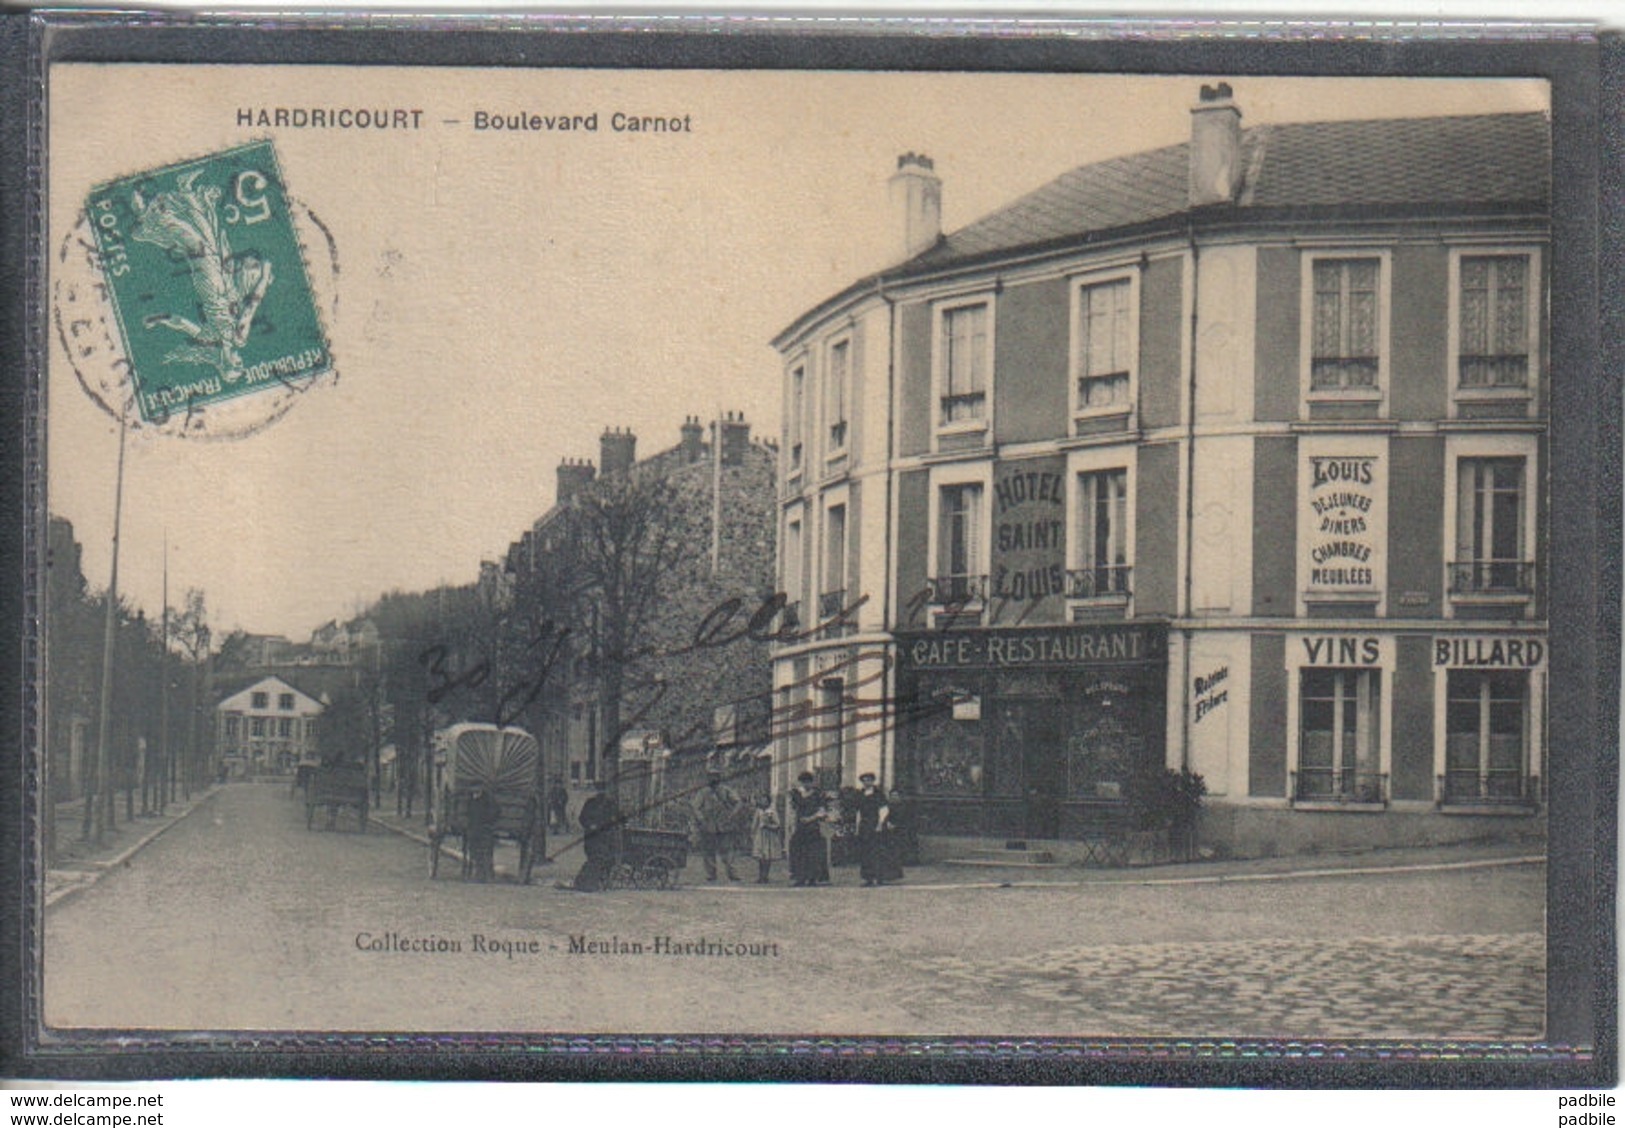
[44,784,221,908]
[365,800,1544,892]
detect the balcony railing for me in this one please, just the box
[1292,769,1389,806]
[1438,770,1541,807]
[818,590,855,638]
[1067,565,1132,600]
[1458,354,1530,389]
[1448,559,1535,596]
[1310,356,1379,390]
[939,391,986,426]
[926,574,988,607]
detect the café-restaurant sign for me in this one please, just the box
[899,624,1166,670]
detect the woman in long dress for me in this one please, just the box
[788,771,830,887]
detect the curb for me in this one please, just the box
[45,788,221,910]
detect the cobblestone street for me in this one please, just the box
[907,933,1543,1039]
[44,782,1546,1040]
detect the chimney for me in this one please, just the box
[556,457,596,505]
[600,426,637,477]
[717,411,751,468]
[680,415,705,463]
[1189,82,1243,208]
[888,152,942,262]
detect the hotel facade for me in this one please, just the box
[769,87,1549,857]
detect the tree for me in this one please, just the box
[165,589,211,799]
[569,469,695,793]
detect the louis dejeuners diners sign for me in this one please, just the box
[1300,445,1387,602]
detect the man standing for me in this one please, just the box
[547,777,571,834]
[692,769,742,882]
[465,784,500,883]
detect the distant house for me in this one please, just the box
[215,675,323,776]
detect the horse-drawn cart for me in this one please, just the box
[306,761,369,831]
[429,723,543,883]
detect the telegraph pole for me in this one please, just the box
[159,532,169,814]
[88,418,128,846]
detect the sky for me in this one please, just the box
[46,67,1549,641]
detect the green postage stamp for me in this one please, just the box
[86,140,332,424]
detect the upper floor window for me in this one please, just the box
[250,717,266,737]
[1073,276,1134,415]
[225,715,240,739]
[826,339,850,455]
[1453,457,1530,595]
[278,718,294,738]
[821,503,848,618]
[788,364,805,474]
[934,483,985,604]
[251,691,268,710]
[1073,469,1129,599]
[937,301,991,429]
[1455,252,1536,393]
[783,515,803,627]
[1310,257,1381,391]
[278,693,295,711]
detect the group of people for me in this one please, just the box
[788,770,907,887]
[462,769,914,890]
[693,767,910,888]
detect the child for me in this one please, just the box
[750,792,784,884]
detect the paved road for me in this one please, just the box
[44,782,1545,1039]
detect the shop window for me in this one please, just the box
[1072,469,1129,600]
[1457,254,1531,389]
[1452,457,1531,595]
[1073,275,1134,416]
[825,338,850,455]
[1309,257,1381,391]
[819,679,846,784]
[912,706,983,796]
[933,484,985,605]
[1296,668,1385,804]
[936,300,991,429]
[1444,670,1531,804]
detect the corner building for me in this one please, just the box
[771,88,1549,857]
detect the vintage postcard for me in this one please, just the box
[20,37,1614,1078]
